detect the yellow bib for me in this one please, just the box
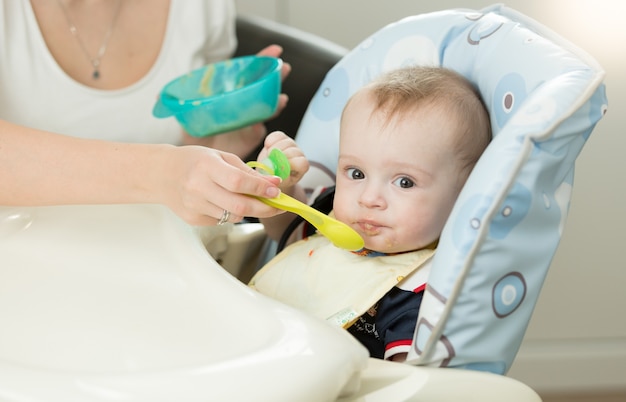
[249,235,434,328]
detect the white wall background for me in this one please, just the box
[235,0,626,395]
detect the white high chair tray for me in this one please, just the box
[0,204,366,401]
[0,203,541,401]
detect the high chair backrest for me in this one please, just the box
[294,4,607,374]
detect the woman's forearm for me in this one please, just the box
[0,119,283,226]
[0,119,169,206]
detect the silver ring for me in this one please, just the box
[217,209,230,225]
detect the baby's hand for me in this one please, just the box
[257,131,309,192]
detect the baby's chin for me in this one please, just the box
[363,238,416,254]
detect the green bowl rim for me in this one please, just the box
[159,55,282,108]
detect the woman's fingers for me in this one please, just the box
[164,146,283,225]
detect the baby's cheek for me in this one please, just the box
[330,198,348,222]
[403,223,436,250]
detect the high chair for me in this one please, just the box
[229,0,607,385]
[0,4,606,401]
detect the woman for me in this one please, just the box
[0,0,290,225]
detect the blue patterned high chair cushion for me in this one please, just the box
[294,4,607,374]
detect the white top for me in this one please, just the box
[0,0,236,144]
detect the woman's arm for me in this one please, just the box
[0,119,282,226]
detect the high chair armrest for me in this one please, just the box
[221,222,267,281]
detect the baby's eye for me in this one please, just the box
[393,176,415,189]
[347,167,365,180]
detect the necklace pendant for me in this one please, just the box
[57,0,122,83]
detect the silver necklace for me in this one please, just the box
[56,0,123,80]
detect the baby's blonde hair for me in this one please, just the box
[345,66,491,179]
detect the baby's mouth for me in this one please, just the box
[357,221,382,236]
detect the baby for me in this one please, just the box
[251,65,491,362]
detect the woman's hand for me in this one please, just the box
[257,43,292,84]
[182,44,292,159]
[158,145,284,226]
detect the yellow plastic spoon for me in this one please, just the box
[248,149,364,251]
[255,192,364,251]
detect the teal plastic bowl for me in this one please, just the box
[153,56,282,137]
